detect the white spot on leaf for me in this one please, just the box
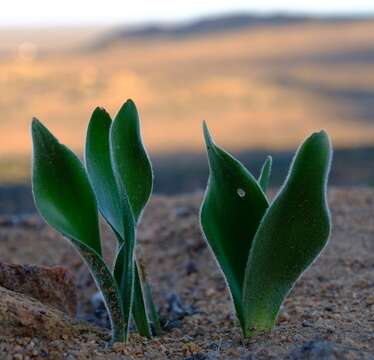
[237,188,246,198]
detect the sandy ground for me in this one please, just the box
[0,188,373,359]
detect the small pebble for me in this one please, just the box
[112,342,127,354]
[366,295,374,305]
[279,311,290,322]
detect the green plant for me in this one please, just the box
[31,100,160,343]
[200,122,332,337]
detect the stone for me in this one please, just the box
[0,286,84,339]
[0,263,77,316]
[284,340,373,360]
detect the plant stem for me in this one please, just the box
[72,239,126,343]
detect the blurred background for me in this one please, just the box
[1,1,374,213]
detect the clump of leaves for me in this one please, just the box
[31,100,160,343]
[200,122,332,337]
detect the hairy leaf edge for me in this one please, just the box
[242,130,333,337]
[200,121,269,329]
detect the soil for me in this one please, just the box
[0,188,373,359]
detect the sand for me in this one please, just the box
[0,188,373,359]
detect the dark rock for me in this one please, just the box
[284,340,373,360]
[324,305,335,312]
[160,292,198,331]
[302,320,312,327]
[80,291,110,329]
[175,207,192,218]
[186,260,198,275]
[167,292,197,319]
[189,240,207,254]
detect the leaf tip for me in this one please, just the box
[93,106,106,115]
[90,107,112,126]
[307,130,332,156]
[31,118,54,143]
[121,99,136,113]
[31,117,42,132]
[125,98,136,107]
[115,99,138,126]
[202,121,214,148]
[310,130,330,143]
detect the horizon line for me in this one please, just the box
[1,10,374,29]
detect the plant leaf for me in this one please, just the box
[242,131,332,336]
[32,118,101,255]
[258,156,272,192]
[110,100,152,341]
[114,245,152,338]
[85,107,123,236]
[110,99,153,223]
[132,265,153,337]
[32,119,125,342]
[144,281,162,336]
[200,122,269,328]
[72,240,125,343]
[85,106,154,338]
[133,256,161,336]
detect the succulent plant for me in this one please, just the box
[31,100,160,343]
[200,122,332,337]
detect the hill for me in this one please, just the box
[1,15,374,185]
[95,13,372,46]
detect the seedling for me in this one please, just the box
[200,122,332,337]
[31,100,160,343]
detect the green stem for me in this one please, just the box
[144,282,161,335]
[72,239,125,343]
[119,231,135,342]
[114,242,153,338]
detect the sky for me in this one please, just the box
[2,0,374,27]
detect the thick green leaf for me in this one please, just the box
[32,119,125,342]
[32,118,101,255]
[132,265,152,337]
[144,281,162,336]
[110,100,153,340]
[85,106,154,338]
[85,107,123,236]
[114,245,152,338]
[108,199,134,342]
[72,240,125,343]
[242,131,332,336]
[110,99,153,222]
[200,122,269,328]
[258,156,272,193]
[132,256,161,336]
